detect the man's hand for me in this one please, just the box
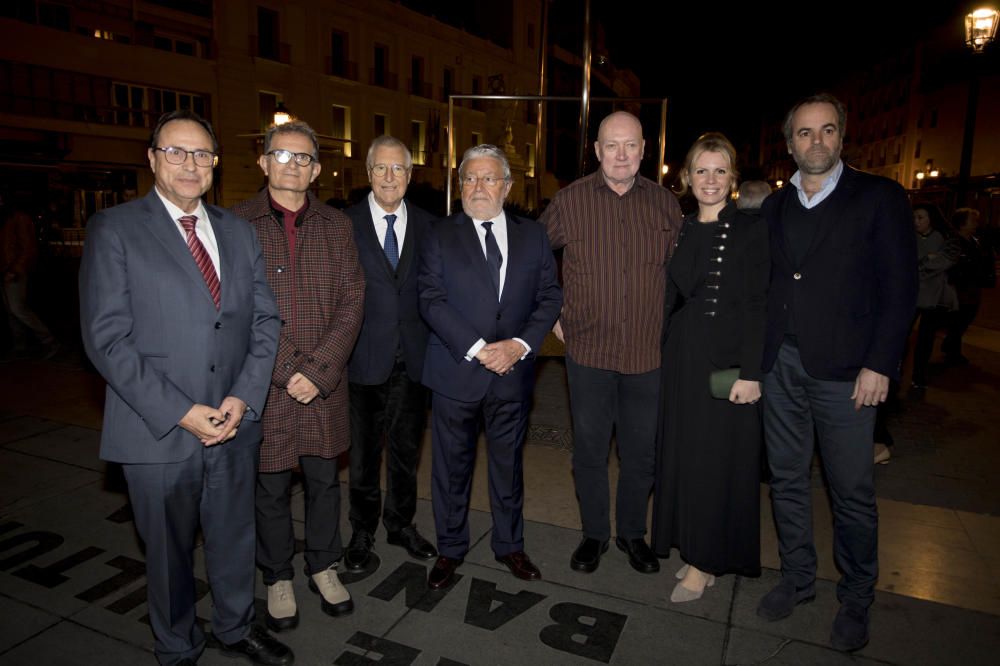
[287,372,320,405]
[729,379,761,405]
[552,319,564,343]
[202,396,247,446]
[851,368,889,410]
[179,404,226,442]
[481,339,527,375]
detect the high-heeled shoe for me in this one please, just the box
[670,573,716,603]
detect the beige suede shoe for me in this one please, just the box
[309,565,354,617]
[265,580,299,632]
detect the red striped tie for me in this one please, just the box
[178,215,221,309]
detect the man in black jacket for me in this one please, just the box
[343,135,437,570]
[756,94,916,653]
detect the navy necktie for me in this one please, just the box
[383,214,399,270]
[482,220,503,296]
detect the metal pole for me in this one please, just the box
[446,97,455,215]
[657,99,668,184]
[535,0,550,183]
[577,0,592,177]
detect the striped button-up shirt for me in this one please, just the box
[541,171,683,374]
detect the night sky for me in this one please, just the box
[591,0,976,169]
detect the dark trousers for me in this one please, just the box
[123,440,257,665]
[256,455,342,585]
[348,364,428,535]
[912,307,950,383]
[763,342,878,608]
[942,302,980,358]
[566,356,659,541]
[430,390,528,559]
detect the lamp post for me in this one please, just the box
[957,7,998,205]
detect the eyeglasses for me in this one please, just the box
[461,175,507,188]
[370,163,409,177]
[266,149,316,166]
[154,146,218,168]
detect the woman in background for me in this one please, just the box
[651,133,768,602]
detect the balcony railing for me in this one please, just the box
[368,68,398,90]
[408,79,432,99]
[325,57,358,81]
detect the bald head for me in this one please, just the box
[594,111,644,192]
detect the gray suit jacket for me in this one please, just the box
[80,190,280,464]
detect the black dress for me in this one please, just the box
[651,204,767,577]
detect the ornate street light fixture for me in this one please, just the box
[273,101,292,126]
[965,7,999,52]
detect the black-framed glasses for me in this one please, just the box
[153,146,218,167]
[267,149,316,166]
[370,163,409,177]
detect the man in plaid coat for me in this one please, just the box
[232,120,365,632]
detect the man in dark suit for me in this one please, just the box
[419,144,562,589]
[756,94,917,653]
[79,110,292,666]
[343,135,437,571]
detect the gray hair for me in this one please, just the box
[782,93,847,145]
[366,135,413,170]
[737,180,772,209]
[264,120,319,157]
[458,144,511,181]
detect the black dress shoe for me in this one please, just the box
[427,556,463,589]
[344,530,375,571]
[615,537,660,573]
[495,551,541,581]
[570,537,609,573]
[387,525,438,560]
[220,624,295,666]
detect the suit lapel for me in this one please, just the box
[144,192,217,308]
[394,203,416,285]
[357,206,401,281]
[456,213,496,296]
[206,205,234,310]
[500,214,525,305]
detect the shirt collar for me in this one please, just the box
[154,187,207,225]
[790,159,844,200]
[368,191,406,222]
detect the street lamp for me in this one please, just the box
[958,6,998,205]
[273,101,292,126]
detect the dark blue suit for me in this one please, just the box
[79,190,279,663]
[761,165,916,609]
[346,199,432,535]
[418,210,561,558]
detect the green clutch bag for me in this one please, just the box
[709,368,741,399]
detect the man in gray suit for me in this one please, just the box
[80,110,292,666]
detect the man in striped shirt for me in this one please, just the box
[541,111,682,575]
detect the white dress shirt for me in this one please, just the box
[367,191,407,254]
[790,159,844,209]
[464,210,530,362]
[154,188,221,279]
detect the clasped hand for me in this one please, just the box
[476,339,526,375]
[179,396,247,446]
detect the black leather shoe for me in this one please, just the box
[220,624,294,665]
[830,601,870,651]
[387,525,438,560]
[344,530,375,571]
[615,537,660,573]
[756,579,816,621]
[495,551,541,581]
[427,556,463,589]
[570,537,609,573]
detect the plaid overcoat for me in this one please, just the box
[232,190,365,472]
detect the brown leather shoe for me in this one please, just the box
[495,551,541,581]
[427,556,463,589]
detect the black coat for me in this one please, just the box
[663,203,769,380]
[761,166,917,381]
[346,199,433,385]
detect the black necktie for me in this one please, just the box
[482,220,502,297]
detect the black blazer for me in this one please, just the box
[664,204,769,380]
[761,165,917,381]
[346,199,432,385]
[418,210,562,403]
